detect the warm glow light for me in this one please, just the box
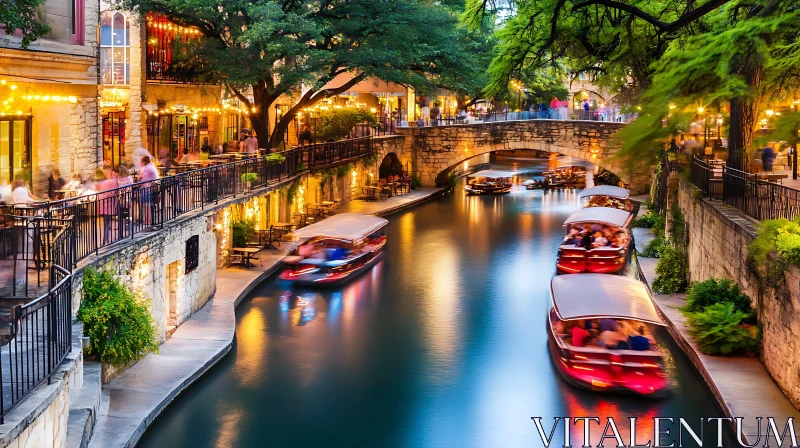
[766,109,774,117]
[697,107,704,114]
[9,85,16,91]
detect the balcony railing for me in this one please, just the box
[2,137,376,267]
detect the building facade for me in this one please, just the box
[0,0,100,195]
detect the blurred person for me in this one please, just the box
[0,178,11,204]
[570,321,591,347]
[138,156,159,227]
[64,174,81,192]
[298,124,313,145]
[628,326,652,351]
[48,168,66,200]
[97,164,120,243]
[11,180,39,204]
[132,147,153,171]
[116,166,134,186]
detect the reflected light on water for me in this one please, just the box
[234,307,267,387]
[213,405,244,448]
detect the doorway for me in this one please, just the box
[0,118,32,183]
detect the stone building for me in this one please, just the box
[0,0,100,196]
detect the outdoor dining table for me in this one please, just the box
[231,247,262,267]
[362,186,380,201]
[256,228,280,249]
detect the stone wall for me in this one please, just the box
[397,120,648,193]
[72,211,218,344]
[676,178,800,409]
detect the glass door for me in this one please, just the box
[102,112,126,167]
[0,118,32,184]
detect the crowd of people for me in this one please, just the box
[554,317,655,351]
[562,224,630,249]
[584,195,633,211]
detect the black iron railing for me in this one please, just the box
[5,137,374,266]
[0,218,73,423]
[722,167,800,221]
[690,157,724,200]
[402,111,632,127]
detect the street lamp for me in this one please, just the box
[697,107,707,148]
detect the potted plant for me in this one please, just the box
[265,153,286,165]
[241,172,258,189]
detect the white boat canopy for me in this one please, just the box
[579,185,630,200]
[550,274,664,325]
[293,214,389,242]
[468,170,517,179]
[563,207,631,228]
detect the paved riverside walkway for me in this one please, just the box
[634,229,800,444]
[89,187,443,448]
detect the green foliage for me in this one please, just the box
[670,203,686,245]
[336,163,353,178]
[265,153,286,164]
[361,152,379,168]
[632,213,659,228]
[316,109,378,142]
[775,221,800,267]
[78,269,159,366]
[652,244,688,294]
[650,213,666,239]
[295,162,307,173]
[318,168,335,187]
[286,181,301,205]
[240,172,258,183]
[640,236,669,258]
[411,176,422,188]
[686,303,760,356]
[1,0,51,48]
[231,218,256,247]
[682,278,752,315]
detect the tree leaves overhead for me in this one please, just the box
[1,0,51,48]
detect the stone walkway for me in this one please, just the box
[88,188,443,448]
[636,234,800,444]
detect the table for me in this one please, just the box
[231,247,262,267]
[256,228,280,249]
[317,201,336,216]
[362,186,380,201]
[54,189,77,199]
[763,173,788,184]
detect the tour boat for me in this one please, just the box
[556,207,632,274]
[279,214,388,286]
[579,185,633,212]
[540,166,586,188]
[464,170,514,195]
[548,274,670,397]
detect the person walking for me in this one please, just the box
[298,124,313,146]
[138,155,160,228]
[48,168,66,200]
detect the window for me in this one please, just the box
[0,118,32,184]
[185,235,199,273]
[102,112,126,167]
[225,114,239,144]
[72,0,85,45]
[100,12,131,84]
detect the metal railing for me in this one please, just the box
[4,137,375,266]
[0,218,73,422]
[722,167,800,221]
[401,110,633,127]
[690,157,724,200]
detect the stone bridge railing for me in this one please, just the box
[392,120,649,193]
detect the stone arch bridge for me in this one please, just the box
[385,120,648,194]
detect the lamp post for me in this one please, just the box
[716,115,723,151]
[697,107,706,148]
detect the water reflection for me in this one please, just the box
[139,158,729,448]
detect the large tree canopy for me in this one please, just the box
[1,0,51,48]
[469,0,800,171]
[123,0,489,148]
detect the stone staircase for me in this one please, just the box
[65,360,101,448]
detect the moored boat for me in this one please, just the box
[579,185,633,212]
[556,207,632,274]
[279,214,388,285]
[548,274,670,397]
[464,170,514,195]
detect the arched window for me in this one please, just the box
[100,12,130,85]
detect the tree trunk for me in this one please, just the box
[250,83,273,150]
[726,56,763,172]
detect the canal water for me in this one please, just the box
[139,158,730,448]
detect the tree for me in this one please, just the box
[1,0,51,48]
[123,0,483,148]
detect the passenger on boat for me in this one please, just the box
[570,321,592,347]
[578,230,594,249]
[592,232,608,248]
[628,326,652,351]
[599,328,628,349]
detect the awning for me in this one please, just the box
[321,73,407,95]
[579,185,630,200]
[469,170,518,179]
[293,214,389,241]
[563,207,631,228]
[550,274,664,325]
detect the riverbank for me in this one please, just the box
[88,188,443,448]
[634,228,800,444]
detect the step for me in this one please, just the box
[66,362,102,448]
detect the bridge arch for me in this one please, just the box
[397,120,648,193]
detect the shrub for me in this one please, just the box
[640,235,669,258]
[652,244,688,293]
[316,109,378,141]
[240,172,258,183]
[775,220,800,266]
[686,302,760,355]
[447,172,458,189]
[682,278,752,314]
[295,162,307,173]
[231,218,256,247]
[265,153,286,164]
[670,204,686,244]
[411,175,422,188]
[650,213,666,238]
[78,268,159,365]
[632,213,659,228]
[336,163,353,178]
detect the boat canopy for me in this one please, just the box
[293,214,389,242]
[468,170,517,179]
[579,185,630,200]
[564,207,631,228]
[550,274,664,325]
